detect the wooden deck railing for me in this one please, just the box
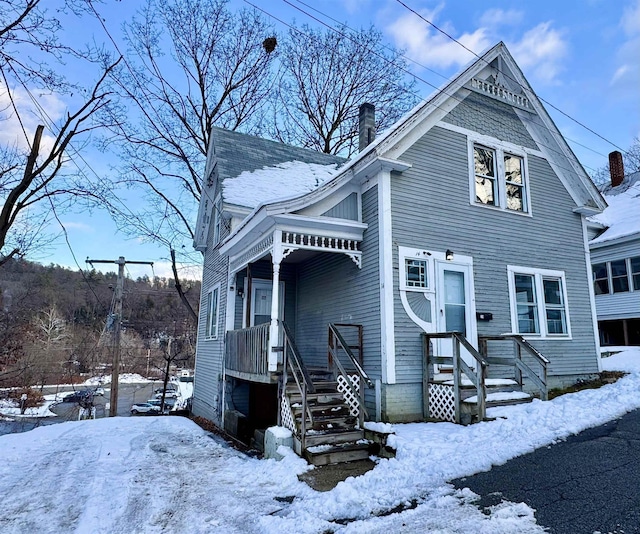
[225,323,270,376]
[478,334,549,401]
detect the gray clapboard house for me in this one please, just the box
[589,154,640,346]
[191,42,606,462]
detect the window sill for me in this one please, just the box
[470,202,532,217]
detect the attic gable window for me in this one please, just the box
[472,143,529,214]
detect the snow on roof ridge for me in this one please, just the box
[589,171,640,245]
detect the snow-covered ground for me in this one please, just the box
[0,349,638,533]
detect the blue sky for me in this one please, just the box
[6,0,639,279]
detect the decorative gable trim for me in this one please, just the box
[468,77,534,113]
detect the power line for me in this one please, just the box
[393,0,627,154]
[248,0,604,178]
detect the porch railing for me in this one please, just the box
[422,331,488,423]
[478,334,549,401]
[328,323,373,428]
[279,321,316,452]
[225,323,270,376]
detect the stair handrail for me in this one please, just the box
[328,324,374,388]
[422,331,488,423]
[281,321,315,450]
[328,324,372,426]
[478,334,548,401]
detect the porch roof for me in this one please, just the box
[222,213,368,273]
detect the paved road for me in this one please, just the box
[453,408,640,534]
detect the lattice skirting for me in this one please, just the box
[280,395,296,434]
[428,383,455,422]
[337,374,360,417]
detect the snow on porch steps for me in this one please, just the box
[463,391,532,405]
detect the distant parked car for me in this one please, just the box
[147,399,172,412]
[93,387,105,396]
[63,390,93,403]
[130,402,160,415]
[153,391,177,399]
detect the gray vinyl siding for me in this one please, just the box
[322,192,359,220]
[442,91,539,150]
[192,225,230,425]
[390,125,599,381]
[591,237,640,320]
[295,187,381,412]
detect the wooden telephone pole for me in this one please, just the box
[87,256,154,417]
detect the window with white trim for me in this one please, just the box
[204,285,220,339]
[592,257,640,294]
[472,143,529,213]
[399,247,433,292]
[508,266,570,337]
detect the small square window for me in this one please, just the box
[406,258,428,288]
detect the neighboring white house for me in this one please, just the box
[589,153,640,346]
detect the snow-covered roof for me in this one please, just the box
[223,160,340,209]
[589,172,640,246]
[210,126,345,209]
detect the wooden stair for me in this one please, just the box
[286,370,371,466]
[436,376,534,423]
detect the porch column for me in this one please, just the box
[268,231,282,371]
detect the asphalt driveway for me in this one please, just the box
[454,408,640,534]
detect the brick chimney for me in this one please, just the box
[359,103,376,152]
[609,151,625,187]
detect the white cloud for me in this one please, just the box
[385,7,567,84]
[508,22,568,84]
[610,0,640,89]
[0,87,66,155]
[621,0,640,36]
[386,10,490,69]
[60,221,94,232]
[479,8,524,28]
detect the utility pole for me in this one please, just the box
[86,256,153,417]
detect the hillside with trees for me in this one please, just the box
[0,258,200,389]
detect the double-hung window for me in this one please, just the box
[508,266,570,337]
[205,285,220,339]
[212,197,223,247]
[631,257,640,290]
[592,257,640,294]
[472,143,529,213]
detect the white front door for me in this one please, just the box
[245,279,285,327]
[435,260,477,366]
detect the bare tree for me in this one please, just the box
[271,24,418,157]
[0,0,121,264]
[98,0,277,294]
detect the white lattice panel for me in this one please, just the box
[429,383,455,422]
[337,374,360,417]
[280,395,296,434]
